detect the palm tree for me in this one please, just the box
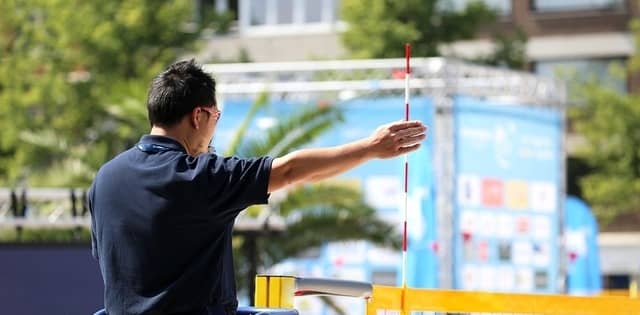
[226,94,401,306]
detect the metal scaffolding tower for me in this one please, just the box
[204,58,567,289]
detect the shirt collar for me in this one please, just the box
[138,135,187,152]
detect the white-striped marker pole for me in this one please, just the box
[402,43,411,290]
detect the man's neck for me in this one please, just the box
[150,125,191,154]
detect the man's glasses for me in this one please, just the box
[199,106,220,155]
[200,106,221,122]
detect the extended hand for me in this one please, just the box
[368,120,427,159]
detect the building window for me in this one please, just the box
[276,0,294,24]
[534,58,627,92]
[240,0,342,35]
[215,0,239,18]
[533,0,625,12]
[443,0,511,15]
[329,0,341,21]
[304,0,323,23]
[249,0,267,25]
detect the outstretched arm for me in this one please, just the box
[268,120,427,193]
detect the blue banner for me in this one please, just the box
[453,96,563,293]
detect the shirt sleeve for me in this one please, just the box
[87,183,99,260]
[207,155,274,212]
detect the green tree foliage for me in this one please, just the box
[340,0,528,70]
[569,20,640,225]
[571,85,640,225]
[474,30,528,70]
[0,0,207,186]
[340,0,496,58]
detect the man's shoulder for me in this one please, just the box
[89,148,136,204]
[97,147,137,176]
[207,155,274,171]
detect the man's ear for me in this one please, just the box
[190,108,200,130]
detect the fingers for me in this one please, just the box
[397,133,427,147]
[391,122,427,148]
[389,120,425,132]
[393,126,428,139]
[397,143,421,154]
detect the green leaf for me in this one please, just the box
[224,92,269,156]
[239,105,343,157]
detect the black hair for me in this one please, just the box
[146,59,216,127]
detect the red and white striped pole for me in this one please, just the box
[402,43,411,290]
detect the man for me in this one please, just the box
[89,60,427,315]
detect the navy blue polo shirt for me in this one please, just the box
[88,135,273,315]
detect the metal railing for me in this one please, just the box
[0,188,285,232]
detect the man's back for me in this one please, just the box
[89,135,272,315]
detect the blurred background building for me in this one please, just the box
[200,0,635,91]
